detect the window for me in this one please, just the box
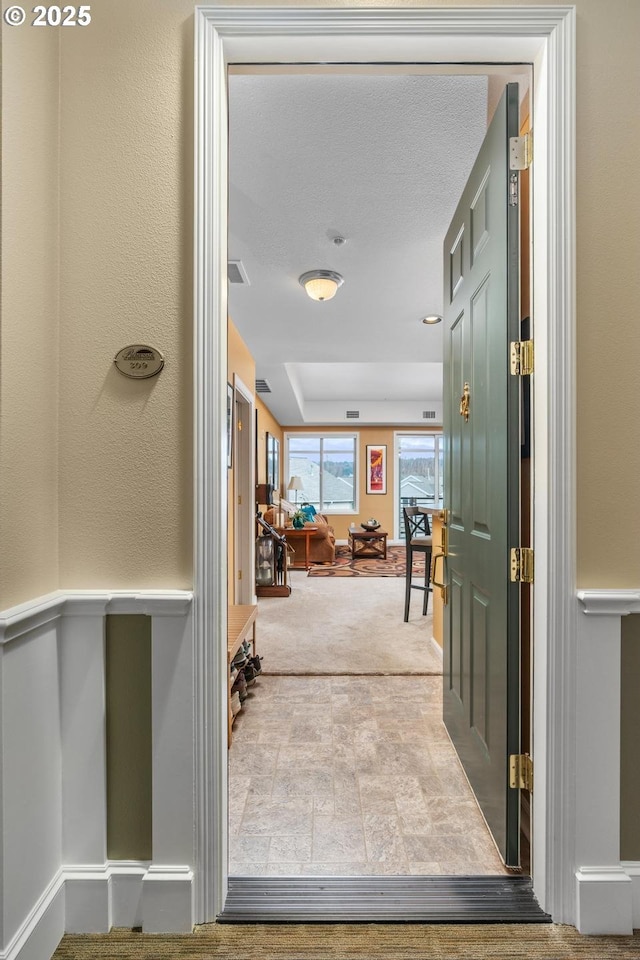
[396,433,444,537]
[286,434,357,514]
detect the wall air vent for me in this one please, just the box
[227,260,250,284]
[255,379,271,394]
[423,410,437,419]
[346,410,360,419]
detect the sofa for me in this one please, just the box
[264,509,336,564]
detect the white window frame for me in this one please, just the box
[284,431,359,515]
[394,431,444,540]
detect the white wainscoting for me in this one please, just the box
[575,591,640,934]
[0,590,194,960]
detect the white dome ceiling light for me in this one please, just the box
[299,269,344,302]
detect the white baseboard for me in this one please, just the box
[0,871,65,960]
[575,866,635,934]
[430,635,443,660]
[142,865,194,933]
[1,863,193,960]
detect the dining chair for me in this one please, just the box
[403,506,433,622]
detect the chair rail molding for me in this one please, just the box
[195,2,580,929]
[577,589,640,616]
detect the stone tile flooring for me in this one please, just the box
[229,675,510,876]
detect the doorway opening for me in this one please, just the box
[226,66,533,884]
[195,4,577,926]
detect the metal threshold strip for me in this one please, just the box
[220,876,551,923]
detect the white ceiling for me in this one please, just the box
[227,70,520,425]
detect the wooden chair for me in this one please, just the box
[403,506,433,622]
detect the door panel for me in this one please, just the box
[443,84,521,866]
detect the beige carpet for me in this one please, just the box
[54,923,640,959]
[256,572,442,675]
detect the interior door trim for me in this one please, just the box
[194,5,577,926]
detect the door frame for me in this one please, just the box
[194,4,576,924]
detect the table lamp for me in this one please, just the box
[287,475,304,506]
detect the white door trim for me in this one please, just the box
[194,4,577,924]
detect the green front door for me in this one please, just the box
[442,84,522,867]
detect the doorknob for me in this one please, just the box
[431,552,448,605]
[459,381,470,421]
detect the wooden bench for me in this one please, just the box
[227,604,258,747]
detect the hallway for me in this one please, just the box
[228,572,508,876]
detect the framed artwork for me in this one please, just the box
[366,444,386,495]
[226,382,233,469]
[266,433,280,494]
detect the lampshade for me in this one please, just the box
[287,476,304,492]
[299,270,343,302]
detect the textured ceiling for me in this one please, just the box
[227,72,490,424]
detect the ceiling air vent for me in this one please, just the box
[255,379,271,394]
[423,410,437,419]
[227,260,249,285]
[346,410,360,419]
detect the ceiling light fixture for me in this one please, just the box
[422,314,443,325]
[299,269,343,302]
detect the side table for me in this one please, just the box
[277,526,317,570]
[349,527,388,560]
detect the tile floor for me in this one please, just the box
[229,674,510,876]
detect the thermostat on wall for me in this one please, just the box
[114,344,164,379]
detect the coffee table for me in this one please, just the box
[349,527,388,560]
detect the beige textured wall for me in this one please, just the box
[0,16,60,609]
[2,0,635,597]
[57,0,194,590]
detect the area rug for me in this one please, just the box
[256,574,441,675]
[309,544,427,578]
[54,923,640,959]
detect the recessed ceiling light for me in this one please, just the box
[422,315,442,325]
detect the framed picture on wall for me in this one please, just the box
[226,382,234,469]
[266,433,280,494]
[366,444,386,495]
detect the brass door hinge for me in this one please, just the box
[510,132,533,170]
[510,753,533,791]
[510,340,534,376]
[438,508,449,526]
[510,547,534,583]
[238,495,242,505]
[237,570,242,580]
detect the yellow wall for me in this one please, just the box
[0,19,60,609]
[256,398,283,493]
[284,425,441,540]
[227,319,256,601]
